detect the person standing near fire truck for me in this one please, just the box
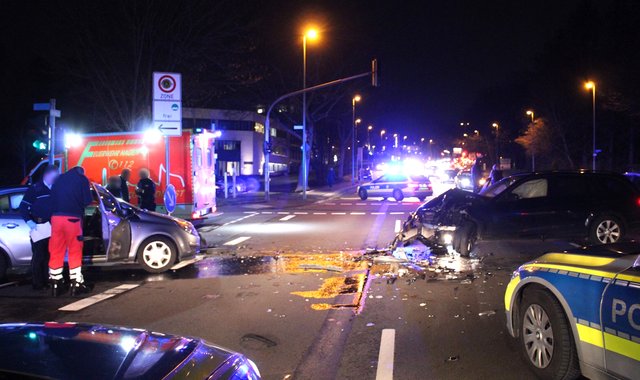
[136,168,156,211]
[48,166,93,296]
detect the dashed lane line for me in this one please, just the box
[294,212,309,215]
[313,212,327,215]
[389,212,405,215]
[280,215,296,221]
[223,236,252,246]
[277,211,290,215]
[331,212,347,215]
[350,212,366,215]
[59,284,140,312]
[375,329,396,380]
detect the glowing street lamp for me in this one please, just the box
[584,81,596,170]
[525,110,536,171]
[301,27,320,199]
[351,95,361,183]
[525,110,534,122]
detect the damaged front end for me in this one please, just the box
[392,188,484,252]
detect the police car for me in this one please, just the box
[357,174,433,202]
[504,243,640,379]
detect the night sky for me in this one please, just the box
[256,0,579,137]
[0,0,600,149]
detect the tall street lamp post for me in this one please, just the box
[367,125,373,150]
[351,95,361,183]
[492,122,500,164]
[526,110,535,171]
[301,28,318,199]
[585,81,596,170]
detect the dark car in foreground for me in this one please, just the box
[0,322,261,379]
[396,171,640,255]
[504,243,640,379]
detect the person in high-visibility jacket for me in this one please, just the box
[48,166,93,296]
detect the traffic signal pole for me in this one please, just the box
[48,98,56,165]
[264,59,378,201]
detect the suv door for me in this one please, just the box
[489,177,550,237]
[0,191,31,267]
[600,256,640,378]
[546,175,592,236]
[94,184,131,262]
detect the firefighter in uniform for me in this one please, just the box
[19,165,59,290]
[49,166,93,296]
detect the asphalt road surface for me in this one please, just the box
[0,185,579,379]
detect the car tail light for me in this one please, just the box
[191,211,200,219]
[636,197,640,207]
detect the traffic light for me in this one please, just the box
[32,140,47,151]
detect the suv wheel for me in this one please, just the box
[138,237,177,273]
[457,222,476,257]
[392,189,404,202]
[358,188,368,200]
[590,215,624,244]
[518,287,580,379]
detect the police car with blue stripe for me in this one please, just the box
[357,174,433,202]
[504,243,640,379]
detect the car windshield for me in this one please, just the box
[409,175,429,183]
[479,176,520,198]
[0,324,197,380]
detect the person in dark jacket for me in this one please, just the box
[49,166,93,296]
[471,159,483,193]
[136,168,156,211]
[120,169,131,202]
[106,175,122,198]
[19,165,58,290]
[489,164,503,185]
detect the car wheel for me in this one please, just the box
[138,236,177,273]
[358,188,368,200]
[393,189,404,202]
[518,287,580,380]
[590,215,624,244]
[457,222,476,257]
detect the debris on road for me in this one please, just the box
[478,310,496,317]
[445,355,459,362]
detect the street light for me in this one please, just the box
[301,27,319,199]
[367,125,373,149]
[492,123,500,162]
[525,110,535,171]
[393,133,398,148]
[351,95,361,183]
[585,81,596,170]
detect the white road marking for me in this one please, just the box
[170,256,203,271]
[356,203,366,205]
[277,212,290,215]
[280,215,296,221]
[375,329,395,380]
[261,211,273,214]
[325,202,336,205]
[371,203,382,206]
[331,212,347,215]
[350,212,366,215]
[243,211,257,214]
[371,212,385,215]
[224,236,251,245]
[313,212,327,215]
[394,219,402,233]
[294,212,308,215]
[340,203,352,206]
[389,212,404,215]
[0,281,19,289]
[59,284,140,312]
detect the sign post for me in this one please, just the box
[152,72,182,214]
[33,99,61,165]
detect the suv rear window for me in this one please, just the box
[550,176,590,198]
[590,176,636,198]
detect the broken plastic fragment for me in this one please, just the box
[478,310,496,317]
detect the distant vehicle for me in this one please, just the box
[504,243,640,380]
[397,172,640,256]
[25,130,218,219]
[0,322,261,379]
[357,174,433,202]
[441,169,459,183]
[454,170,474,191]
[0,184,200,279]
[215,176,261,196]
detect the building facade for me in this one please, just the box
[182,108,300,176]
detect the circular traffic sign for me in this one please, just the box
[158,75,177,93]
[164,184,177,214]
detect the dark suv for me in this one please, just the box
[400,171,640,255]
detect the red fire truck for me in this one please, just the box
[25,130,217,219]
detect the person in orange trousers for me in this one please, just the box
[48,167,93,296]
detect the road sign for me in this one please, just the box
[153,121,182,137]
[153,72,182,136]
[153,73,181,101]
[164,184,177,213]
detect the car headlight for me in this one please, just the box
[176,219,198,236]
[461,178,471,187]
